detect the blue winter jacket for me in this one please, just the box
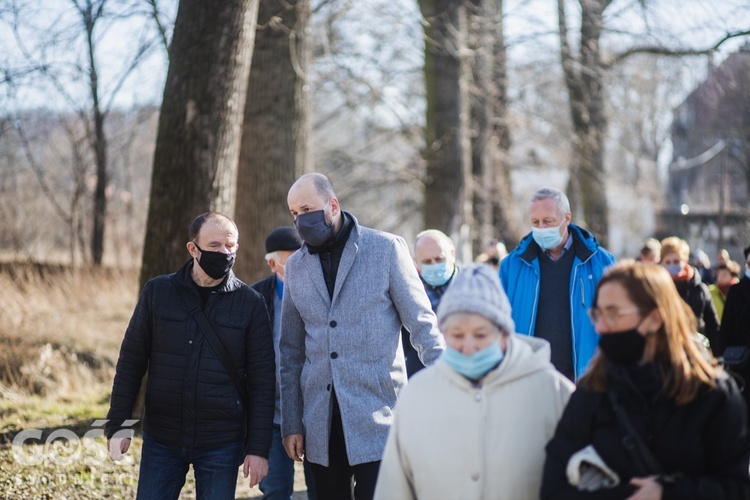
[499,224,616,379]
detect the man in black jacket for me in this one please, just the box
[106,212,275,499]
[251,226,316,499]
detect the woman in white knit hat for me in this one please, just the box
[374,264,575,500]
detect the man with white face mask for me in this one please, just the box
[500,187,616,380]
[401,229,459,377]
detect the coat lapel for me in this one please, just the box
[331,219,360,304]
[299,247,331,305]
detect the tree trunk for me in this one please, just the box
[139,0,259,288]
[419,0,472,258]
[234,0,312,284]
[490,0,519,249]
[81,0,108,266]
[558,0,611,245]
[468,0,519,254]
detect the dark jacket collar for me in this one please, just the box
[173,259,243,293]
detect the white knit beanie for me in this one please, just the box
[436,264,515,334]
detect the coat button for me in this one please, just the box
[188,340,193,344]
[471,473,480,481]
[474,394,481,402]
[330,321,337,327]
[330,352,338,359]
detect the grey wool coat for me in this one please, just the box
[279,213,445,466]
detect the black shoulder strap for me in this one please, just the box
[171,276,250,411]
[607,389,665,476]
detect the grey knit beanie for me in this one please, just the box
[436,264,515,334]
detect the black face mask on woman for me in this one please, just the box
[598,322,647,365]
[195,244,235,280]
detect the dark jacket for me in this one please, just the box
[719,277,750,352]
[106,260,275,457]
[541,362,750,499]
[401,268,458,378]
[673,267,720,348]
[717,277,750,425]
[251,274,276,324]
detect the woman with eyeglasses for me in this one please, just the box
[541,260,750,499]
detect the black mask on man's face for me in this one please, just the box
[194,244,235,279]
[295,207,334,247]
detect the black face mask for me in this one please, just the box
[295,208,334,247]
[194,244,235,280]
[598,328,647,365]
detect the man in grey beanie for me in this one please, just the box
[375,264,574,500]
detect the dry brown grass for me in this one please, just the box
[0,262,312,498]
[0,262,139,401]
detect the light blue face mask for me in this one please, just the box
[420,261,453,287]
[664,263,682,277]
[442,342,503,380]
[745,267,750,280]
[531,224,563,250]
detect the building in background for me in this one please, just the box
[662,43,750,261]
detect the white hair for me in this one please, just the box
[529,187,570,216]
[415,229,455,252]
[265,251,280,263]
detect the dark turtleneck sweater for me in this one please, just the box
[307,212,354,299]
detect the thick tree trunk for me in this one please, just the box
[234,0,312,283]
[468,0,519,254]
[419,0,472,257]
[140,0,259,288]
[558,0,611,245]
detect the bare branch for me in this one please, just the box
[145,0,170,54]
[607,29,750,67]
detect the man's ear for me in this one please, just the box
[330,197,340,215]
[186,241,199,259]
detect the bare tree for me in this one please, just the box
[139,0,260,287]
[1,0,165,265]
[234,0,312,283]
[468,0,519,255]
[556,0,750,245]
[557,0,610,242]
[418,0,473,256]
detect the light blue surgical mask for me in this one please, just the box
[420,261,454,287]
[531,224,564,250]
[442,342,503,380]
[664,263,682,277]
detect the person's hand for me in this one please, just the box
[243,454,268,488]
[282,434,305,462]
[107,437,131,461]
[627,476,663,500]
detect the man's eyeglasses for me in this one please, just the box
[587,306,641,325]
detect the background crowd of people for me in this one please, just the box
[106,173,750,499]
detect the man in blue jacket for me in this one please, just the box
[500,187,616,381]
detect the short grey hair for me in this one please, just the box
[415,229,455,252]
[529,187,570,216]
[265,251,280,263]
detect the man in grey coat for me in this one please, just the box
[280,173,445,500]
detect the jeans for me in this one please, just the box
[260,424,317,499]
[136,431,243,500]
